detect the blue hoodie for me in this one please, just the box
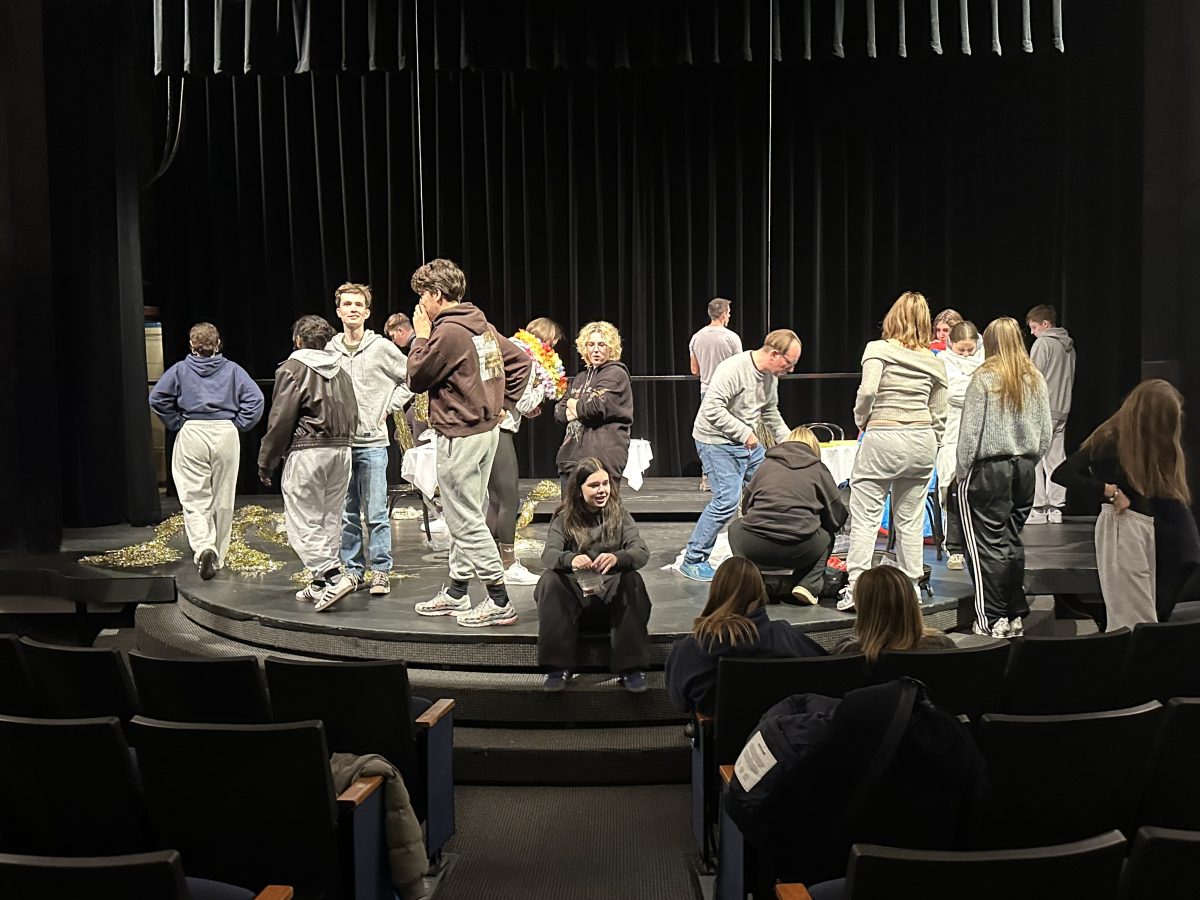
[149,353,265,432]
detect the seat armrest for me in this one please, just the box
[255,888,295,900]
[775,885,813,900]
[719,764,734,786]
[336,775,384,808]
[416,698,455,728]
[696,711,713,727]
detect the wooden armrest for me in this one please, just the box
[336,775,384,808]
[695,711,714,727]
[255,887,295,900]
[775,885,813,900]
[719,764,734,786]
[415,698,455,728]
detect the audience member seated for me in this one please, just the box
[728,426,848,605]
[664,556,825,716]
[536,457,652,694]
[832,565,956,663]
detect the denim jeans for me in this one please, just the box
[684,440,764,563]
[340,447,392,575]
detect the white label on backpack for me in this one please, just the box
[734,731,778,793]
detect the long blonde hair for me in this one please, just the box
[853,566,942,663]
[978,317,1042,413]
[881,292,932,351]
[1081,379,1190,504]
[691,557,768,649]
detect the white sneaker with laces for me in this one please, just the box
[790,584,819,605]
[836,587,855,613]
[455,597,519,628]
[427,516,449,534]
[415,585,471,617]
[295,583,326,603]
[368,571,391,596]
[1008,616,1024,637]
[1047,508,1063,524]
[314,573,359,612]
[972,618,1011,639]
[1026,509,1048,525]
[947,553,965,571]
[503,562,540,586]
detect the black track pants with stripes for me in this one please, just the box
[958,456,1036,630]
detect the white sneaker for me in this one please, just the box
[503,562,540,586]
[836,587,856,613]
[368,571,391,596]
[455,597,519,628]
[1026,509,1048,525]
[972,618,1011,639]
[415,585,471,617]
[790,584,819,605]
[1009,616,1024,637]
[295,583,327,603]
[314,573,359,612]
[947,553,965,571]
[427,516,448,534]
[1047,508,1063,524]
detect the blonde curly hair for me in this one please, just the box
[575,320,622,364]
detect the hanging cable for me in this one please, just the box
[413,0,428,259]
[765,0,776,327]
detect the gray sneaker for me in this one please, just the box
[415,585,471,617]
[368,571,391,596]
[1008,616,1024,638]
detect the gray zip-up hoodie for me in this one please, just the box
[1029,327,1075,422]
[327,330,413,448]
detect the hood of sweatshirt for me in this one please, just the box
[941,351,983,379]
[434,302,490,336]
[862,340,948,386]
[763,441,822,471]
[184,353,229,378]
[329,329,382,356]
[289,348,343,380]
[1039,326,1074,353]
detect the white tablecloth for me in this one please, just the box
[820,440,858,486]
[623,438,653,491]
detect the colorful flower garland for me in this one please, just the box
[511,329,568,400]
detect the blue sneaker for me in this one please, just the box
[679,561,716,582]
[620,671,648,694]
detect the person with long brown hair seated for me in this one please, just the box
[536,457,652,693]
[1052,379,1200,629]
[832,564,956,662]
[665,556,825,716]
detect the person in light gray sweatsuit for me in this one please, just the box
[1026,303,1076,523]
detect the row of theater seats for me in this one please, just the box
[0,634,455,899]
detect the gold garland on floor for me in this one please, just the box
[515,479,560,532]
[79,514,186,568]
[224,505,289,576]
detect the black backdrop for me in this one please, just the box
[147,0,1142,484]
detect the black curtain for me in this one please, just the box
[148,1,1142,480]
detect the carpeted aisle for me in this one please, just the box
[436,784,698,900]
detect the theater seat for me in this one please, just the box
[875,641,1010,720]
[129,651,272,724]
[18,637,139,722]
[1002,630,1130,715]
[1118,826,1200,900]
[0,635,38,716]
[1117,620,1200,706]
[1137,698,1200,832]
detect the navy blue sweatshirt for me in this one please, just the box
[149,353,265,432]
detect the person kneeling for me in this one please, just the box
[536,458,651,693]
[728,426,847,605]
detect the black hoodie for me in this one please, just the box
[739,442,848,541]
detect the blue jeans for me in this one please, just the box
[685,440,764,564]
[340,447,392,575]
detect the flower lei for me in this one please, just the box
[511,329,568,399]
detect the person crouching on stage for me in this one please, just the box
[728,426,847,605]
[257,315,360,611]
[488,317,568,585]
[555,321,633,492]
[665,556,825,717]
[956,317,1051,639]
[149,322,264,580]
[536,457,652,694]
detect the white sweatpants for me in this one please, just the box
[1034,420,1067,511]
[282,447,352,576]
[1096,504,1157,632]
[172,420,240,565]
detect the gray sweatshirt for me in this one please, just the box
[955,367,1053,480]
[693,351,789,446]
[1029,327,1076,422]
[853,340,949,443]
[328,330,413,448]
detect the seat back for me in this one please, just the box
[129,716,340,897]
[0,715,152,856]
[1118,620,1200,706]
[1119,826,1200,900]
[0,849,191,900]
[845,830,1126,900]
[875,642,1011,719]
[0,635,39,716]
[1003,630,1131,714]
[713,654,868,764]
[264,657,417,783]
[1137,698,1200,831]
[129,652,271,724]
[975,702,1163,848]
[19,638,139,721]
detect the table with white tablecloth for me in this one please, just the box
[819,440,858,486]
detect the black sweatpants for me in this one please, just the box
[959,456,1036,629]
[727,520,833,598]
[535,569,651,673]
[486,429,520,544]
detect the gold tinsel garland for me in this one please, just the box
[79,514,186,568]
[515,479,560,532]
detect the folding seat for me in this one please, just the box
[129,651,272,724]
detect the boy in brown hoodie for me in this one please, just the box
[407,259,531,627]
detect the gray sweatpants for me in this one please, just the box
[282,446,352,576]
[173,420,240,565]
[1034,419,1067,511]
[437,428,505,585]
[1096,505,1157,631]
[847,425,937,586]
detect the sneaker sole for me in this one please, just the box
[369,587,391,596]
[415,604,470,617]
[678,568,713,583]
[456,613,519,628]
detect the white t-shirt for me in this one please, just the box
[689,326,743,393]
